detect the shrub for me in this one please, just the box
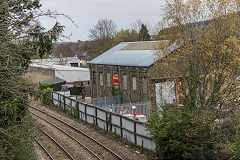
[39,83,51,90]
[146,105,216,159]
[34,83,53,106]
[41,87,53,106]
[1,119,37,160]
[230,126,240,160]
[0,98,37,160]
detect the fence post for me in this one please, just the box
[95,107,98,125]
[106,111,108,131]
[58,93,60,108]
[120,116,123,138]
[52,92,54,102]
[105,96,106,107]
[63,95,66,112]
[76,101,79,118]
[70,99,73,114]
[134,121,137,145]
[85,104,87,122]
[109,113,112,132]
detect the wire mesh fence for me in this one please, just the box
[80,96,152,116]
[91,96,122,107]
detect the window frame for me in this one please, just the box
[99,72,104,86]
[107,73,111,87]
[132,76,137,91]
[123,75,128,90]
[142,77,147,94]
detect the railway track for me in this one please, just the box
[30,106,125,160]
[35,128,75,160]
[35,139,54,160]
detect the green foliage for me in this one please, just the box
[0,0,64,159]
[41,87,53,105]
[30,22,64,59]
[147,59,236,159]
[35,88,42,100]
[146,105,218,159]
[230,126,240,159]
[138,24,151,41]
[0,99,20,128]
[112,29,139,46]
[39,83,51,90]
[0,115,37,160]
[36,83,53,105]
[0,97,36,160]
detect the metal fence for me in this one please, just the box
[52,92,156,151]
[80,96,151,116]
[91,96,121,107]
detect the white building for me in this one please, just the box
[31,56,87,68]
[54,65,90,83]
[30,57,90,83]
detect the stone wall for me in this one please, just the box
[89,64,152,103]
[24,67,55,84]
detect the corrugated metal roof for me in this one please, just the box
[89,41,168,67]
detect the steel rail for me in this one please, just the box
[35,138,54,160]
[30,106,125,160]
[36,126,75,160]
[31,111,102,160]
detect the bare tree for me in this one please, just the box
[53,43,75,58]
[89,19,117,40]
[88,19,117,57]
[131,19,144,33]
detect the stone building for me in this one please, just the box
[89,41,162,103]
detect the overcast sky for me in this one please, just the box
[40,0,165,42]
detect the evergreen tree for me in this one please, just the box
[0,0,64,159]
[138,24,151,41]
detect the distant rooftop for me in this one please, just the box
[30,56,89,71]
[39,77,66,85]
[30,63,89,71]
[89,41,175,67]
[32,56,80,63]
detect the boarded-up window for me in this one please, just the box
[123,75,127,90]
[142,78,147,93]
[132,77,137,91]
[100,73,103,86]
[107,73,111,87]
[155,81,176,107]
[93,71,96,84]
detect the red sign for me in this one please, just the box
[113,76,119,85]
